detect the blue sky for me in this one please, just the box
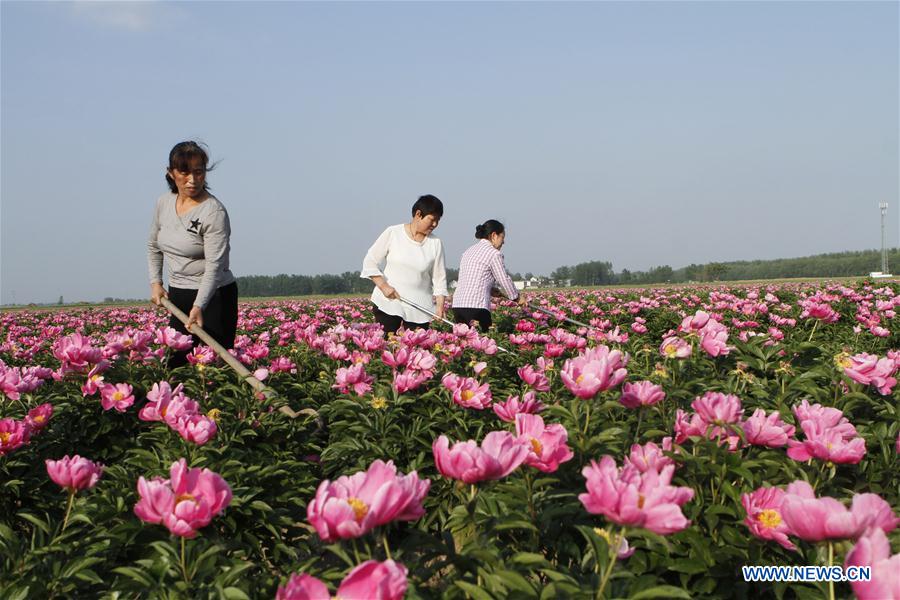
[2,1,898,304]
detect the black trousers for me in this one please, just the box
[167,282,238,368]
[372,304,430,334]
[452,307,492,331]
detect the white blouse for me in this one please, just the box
[361,224,449,323]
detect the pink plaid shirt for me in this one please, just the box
[453,239,519,310]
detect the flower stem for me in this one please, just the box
[595,527,624,599]
[180,536,190,585]
[808,320,819,343]
[381,532,393,561]
[827,541,834,600]
[583,401,592,437]
[351,538,362,564]
[60,490,75,533]
[633,408,644,445]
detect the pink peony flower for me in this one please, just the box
[619,381,666,409]
[0,418,30,456]
[26,403,53,432]
[392,369,430,394]
[277,560,408,600]
[741,487,796,550]
[307,460,430,542]
[675,392,743,450]
[46,455,104,492]
[492,391,544,423]
[742,409,795,448]
[560,345,629,399]
[579,455,694,535]
[659,336,691,359]
[843,352,897,395]
[154,327,194,351]
[624,438,675,474]
[698,320,730,357]
[333,364,374,397]
[517,365,550,392]
[432,431,529,484]
[515,413,574,473]
[780,481,898,542]
[134,459,232,538]
[441,373,493,410]
[844,527,900,600]
[99,383,135,413]
[174,413,218,445]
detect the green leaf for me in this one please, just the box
[630,585,692,599]
[112,566,154,587]
[222,587,251,600]
[456,580,495,600]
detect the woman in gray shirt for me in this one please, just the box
[148,141,237,367]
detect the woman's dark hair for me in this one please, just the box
[411,194,443,219]
[165,141,214,194]
[475,219,505,240]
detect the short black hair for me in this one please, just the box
[411,195,443,219]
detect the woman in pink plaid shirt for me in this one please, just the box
[452,220,527,331]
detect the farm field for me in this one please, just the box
[1,281,898,599]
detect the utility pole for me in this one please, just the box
[879,202,889,274]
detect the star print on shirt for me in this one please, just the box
[188,219,201,232]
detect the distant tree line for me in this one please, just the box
[238,269,460,297]
[234,249,899,297]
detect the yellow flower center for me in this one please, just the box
[0,432,10,444]
[175,493,197,505]
[207,409,221,422]
[33,415,45,424]
[664,345,677,357]
[113,391,125,401]
[370,397,387,410]
[461,390,474,402]
[347,497,369,522]
[530,438,543,456]
[757,509,782,529]
[637,494,646,509]
[576,375,585,384]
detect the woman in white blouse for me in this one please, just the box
[361,195,449,333]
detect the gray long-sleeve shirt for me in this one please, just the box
[147,192,235,309]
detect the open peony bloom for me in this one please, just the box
[441,373,493,410]
[741,486,796,551]
[433,431,529,484]
[619,381,666,409]
[659,336,692,359]
[843,352,897,395]
[333,364,374,397]
[99,382,135,413]
[46,455,104,492]
[780,481,898,542]
[133,459,232,538]
[307,460,430,543]
[276,560,408,600]
[787,400,865,464]
[674,392,743,450]
[517,364,550,392]
[742,409,795,448]
[515,413,574,473]
[493,391,544,423]
[579,455,694,535]
[624,438,676,474]
[844,527,900,600]
[560,345,629,399]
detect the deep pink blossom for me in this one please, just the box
[844,528,900,600]
[560,345,629,399]
[741,487,796,550]
[277,560,408,600]
[742,409,795,448]
[441,373,493,410]
[46,455,104,492]
[517,365,550,392]
[659,336,691,359]
[843,352,897,395]
[624,438,675,474]
[493,391,544,423]
[579,456,693,535]
[100,383,135,412]
[307,460,430,542]
[619,381,665,409]
[333,364,374,396]
[0,418,30,455]
[780,481,898,542]
[432,431,529,484]
[133,459,232,538]
[515,414,574,473]
[26,403,53,432]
